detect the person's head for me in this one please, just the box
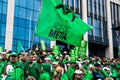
[54,66,64,75]
[4,64,14,75]
[29,54,34,63]
[59,56,63,61]
[44,57,51,63]
[26,76,36,80]
[70,62,76,68]
[9,52,18,63]
[105,77,114,80]
[74,70,83,80]
[52,61,58,69]
[103,67,111,74]
[1,52,7,60]
[94,63,101,70]
[52,75,60,80]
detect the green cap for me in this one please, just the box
[10,52,18,56]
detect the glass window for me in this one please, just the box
[87,17,92,35]
[2,15,6,23]
[93,0,96,14]
[18,27,25,40]
[0,37,5,44]
[20,40,25,47]
[64,0,68,5]
[70,0,73,7]
[32,21,36,29]
[34,36,39,42]
[0,15,1,22]
[26,20,30,28]
[25,29,29,40]
[3,0,7,2]
[34,0,40,11]
[93,19,100,37]
[101,0,104,17]
[27,0,33,9]
[14,6,19,17]
[25,41,29,48]
[14,17,18,26]
[26,9,33,20]
[88,0,92,13]
[19,7,26,19]
[0,2,2,14]
[74,0,78,8]
[97,6,100,16]
[1,24,6,37]
[13,26,18,38]
[3,2,7,14]
[33,11,39,21]
[18,19,25,27]
[19,0,26,7]
[15,0,19,5]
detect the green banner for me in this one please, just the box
[78,40,88,59]
[35,0,92,46]
[52,46,60,56]
[70,49,76,63]
[74,46,79,57]
[40,40,46,51]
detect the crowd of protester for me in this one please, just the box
[0,48,120,80]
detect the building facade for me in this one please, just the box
[0,0,120,58]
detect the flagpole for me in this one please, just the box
[30,0,42,51]
[29,13,32,49]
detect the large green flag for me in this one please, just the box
[17,41,23,53]
[35,0,92,46]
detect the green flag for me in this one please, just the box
[35,0,92,46]
[17,41,23,53]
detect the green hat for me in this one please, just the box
[10,52,18,56]
[45,54,54,62]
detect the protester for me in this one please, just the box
[0,47,120,80]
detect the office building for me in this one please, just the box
[0,0,120,58]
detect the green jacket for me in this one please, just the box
[60,73,69,80]
[24,61,39,80]
[0,60,8,75]
[83,70,93,80]
[39,71,51,80]
[66,66,75,80]
[6,61,24,80]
